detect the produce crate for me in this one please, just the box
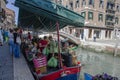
[33,56,47,74]
[33,56,47,68]
[35,66,47,74]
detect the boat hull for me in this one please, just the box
[39,66,81,80]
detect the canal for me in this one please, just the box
[76,48,120,79]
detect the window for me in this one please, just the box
[107,3,114,9]
[88,12,93,20]
[89,0,94,7]
[99,0,104,8]
[116,5,119,12]
[82,0,86,6]
[75,0,79,8]
[69,2,73,10]
[115,17,119,24]
[98,14,103,21]
[81,12,86,18]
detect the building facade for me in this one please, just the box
[0,0,6,27]
[5,8,15,28]
[53,0,120,40]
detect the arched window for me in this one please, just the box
[98,14,103,21]
[88,11,93,20]
[116,5,119,12]
[82,0,86,6]
[75,0,80,8]
[115,17,119,24]
[69,2,73,10]
[81,12,86,18]
[99,0,104,8]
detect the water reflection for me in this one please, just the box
[76,48,120,79]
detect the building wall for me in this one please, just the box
[0,0,6,9]
[0,0,6,27]
[115,0,120,28]
[53,0,120,40]
[5,8,15,28]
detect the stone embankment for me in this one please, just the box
[79,41,120,56]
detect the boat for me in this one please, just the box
[15,0,84,80]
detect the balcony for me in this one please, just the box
[105,21,114,27]
[106,8,115,12]
[106,19,114,23]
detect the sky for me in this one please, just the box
[6,0,19,25]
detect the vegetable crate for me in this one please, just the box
[33,56,47,74]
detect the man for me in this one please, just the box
[93,33,96,42]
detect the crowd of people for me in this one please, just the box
[19,31,78,74]
[0,28,22,58]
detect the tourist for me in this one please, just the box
[13,28,21,58]
[8,29,14,55]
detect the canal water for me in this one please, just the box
[76,48,120,79]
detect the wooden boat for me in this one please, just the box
[15,0,84,80]
[39,66,81,80]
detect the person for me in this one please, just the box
[48,36,58,53]
[38,36,48,53]
[28,32,32,41]
[47,36,58,60]
[0,28,3,46]
[4,29,9,43]
[13,28,21,58]
[8,29,14,55]
[93,33,96,42]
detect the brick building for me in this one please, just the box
[53,0,120,40]
[5,8,15,28]
[0,0,7,27]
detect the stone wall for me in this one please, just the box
[80,41,120,56]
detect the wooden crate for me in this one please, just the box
[35,66,47,74]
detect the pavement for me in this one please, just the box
[0,44,34,80]
[0,44,13,80]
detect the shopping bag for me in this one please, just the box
[48,56,57,67]
[16,37,21,45]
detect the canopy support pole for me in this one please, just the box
[56,22,62,68]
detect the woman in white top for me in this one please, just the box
[8,29,14,55]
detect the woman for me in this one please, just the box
[8,29,14,55]
[13,28,21,58]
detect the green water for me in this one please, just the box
[76,48,120,79]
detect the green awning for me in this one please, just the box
[15,0,84,32]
